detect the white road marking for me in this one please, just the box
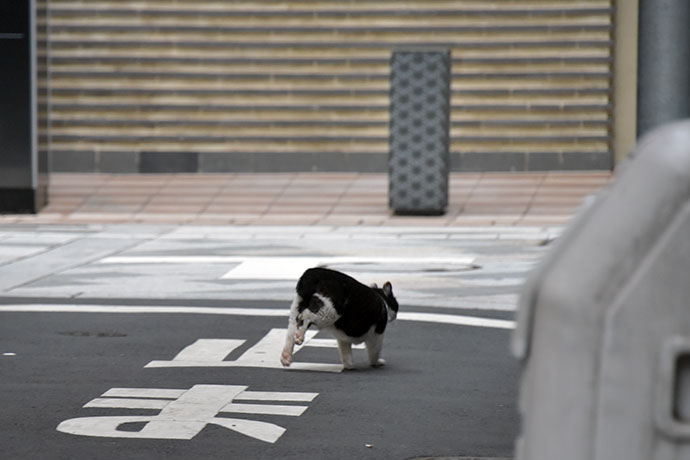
[223,403,308,417]
[172,339,244,362]
[98,255,476,280]
[221,256,477,280]
[3,352,16,356]
[102,388,185,399]
[0,304,516,329]
[306,338,365,349]
[235,391,318,402]
[101,256,249,264]
[0,304,287,316]
[223,257,324,280]
[397,312,515,330]
[145,329,344,373]
[57,384,315,443]
[85,398,168,410]
[233,328,330,369]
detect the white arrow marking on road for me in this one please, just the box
[0,304,515,329]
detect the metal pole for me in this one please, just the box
[637,0,690,138]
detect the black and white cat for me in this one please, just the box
[280,267,399,370]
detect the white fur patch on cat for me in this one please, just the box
[297,293,340,328]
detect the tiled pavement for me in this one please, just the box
[0,172,612,226]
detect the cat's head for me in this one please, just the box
[381,281,398,322]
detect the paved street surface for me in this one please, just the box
[0,223,563,459]
[1,300,515,460]
[0,225,559,307]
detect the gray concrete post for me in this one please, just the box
[514,120,690,460]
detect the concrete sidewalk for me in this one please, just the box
[0,172,611,227]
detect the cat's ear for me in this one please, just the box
[383,281,393,296]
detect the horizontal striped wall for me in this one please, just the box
[47,0,614,173]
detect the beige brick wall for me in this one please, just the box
[46,0,614,172]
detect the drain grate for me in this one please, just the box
[59,331,127,338]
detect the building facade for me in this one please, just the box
[46,0,623,173]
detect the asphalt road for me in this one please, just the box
[0,298,518,460]
[0,224,545,459]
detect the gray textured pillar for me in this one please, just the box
[637,0,690,138]
[389,49,451,216]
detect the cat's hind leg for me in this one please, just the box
[365,333,385,367]
[336,339,355,370]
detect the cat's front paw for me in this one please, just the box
[280,350,292,367]
[295,330,305,345]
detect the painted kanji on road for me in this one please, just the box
[57,385,318,443]
[145,328,351,372]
